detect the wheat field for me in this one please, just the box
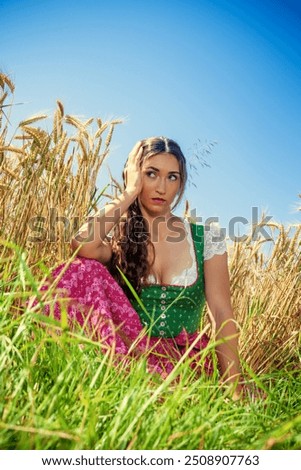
[0,72,301,449]
[1,72,299,372]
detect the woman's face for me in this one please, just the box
[138,152,182,216]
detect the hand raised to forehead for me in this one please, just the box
[124,141,144,197]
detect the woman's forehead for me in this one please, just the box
[143,152,180,171]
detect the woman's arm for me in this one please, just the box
[70,190,137,263]
[204,252,243,391]
[71,141,144,263]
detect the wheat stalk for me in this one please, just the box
[0,73,300,373]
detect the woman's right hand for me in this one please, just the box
[123,141,144,197]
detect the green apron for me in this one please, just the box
[131,223,205,337]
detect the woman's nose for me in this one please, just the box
[156,177,166,194]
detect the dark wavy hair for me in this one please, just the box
[109,136,187,297]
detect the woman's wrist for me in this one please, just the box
[123,187,139,201]
[104,189,137,213]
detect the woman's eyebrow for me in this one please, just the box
[145,166,180,174]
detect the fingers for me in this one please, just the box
[131,140,143,154]
[127,141,143,166]
[123,141,144,191]
[133,140,142,149]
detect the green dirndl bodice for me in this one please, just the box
[130,223,206,338]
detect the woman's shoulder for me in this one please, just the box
[186,218,227,261]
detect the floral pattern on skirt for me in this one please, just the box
[34,257,213,377]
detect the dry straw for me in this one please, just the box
[0,73,300,373]
[0,72,121,268]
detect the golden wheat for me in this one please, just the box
[0,74,122,268]
[0,73,300,373]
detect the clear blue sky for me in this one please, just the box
[1,0,301,235]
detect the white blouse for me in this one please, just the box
[147,218,227,286]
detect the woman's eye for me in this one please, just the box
[146,171,156,178]
[169,174,178,181]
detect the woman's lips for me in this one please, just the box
[151,198,166,204]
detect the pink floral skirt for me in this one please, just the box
[34,257,212,377]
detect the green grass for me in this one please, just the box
[0,248,301,450]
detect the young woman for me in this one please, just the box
[41,137,244,396]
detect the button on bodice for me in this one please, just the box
[130,223,205,338]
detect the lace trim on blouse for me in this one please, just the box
[146,219,227,286]
[203,221,227,261]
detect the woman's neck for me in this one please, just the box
[139,206,181,241]
[140,205,172,223]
